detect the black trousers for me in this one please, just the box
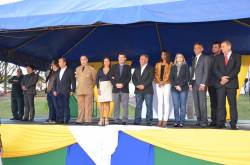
[216,87,238,126]
[23,93,35,120]
[11,93,24,119]
[55,93,70,123]
[208,86,217,124]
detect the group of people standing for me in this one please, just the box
[155,40,240,130]
[189,40,241,130]
[9,40,241,130]
[9,65,38,122]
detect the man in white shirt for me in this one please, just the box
[213,40,241,130]
[53,58,76,124]
[132,54,154,125]
[140,63,147,75]
[59,66,67,81]
[190,43,209,128]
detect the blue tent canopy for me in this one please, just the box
[0,0,250,70]
[1,0,250,29]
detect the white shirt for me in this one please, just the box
[141,64,147,75]
[59,66,67,81]
[224,51,232,60]
[192,53,202,80]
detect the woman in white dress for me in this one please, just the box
[96,57,113,126]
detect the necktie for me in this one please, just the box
[192,56,198,80]
[119,65,123,77]
[194,56,198,69]
[224,54,229,66]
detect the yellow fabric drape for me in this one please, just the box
[125,129,250,165]
[0,124,76,158]
[226,55,250,120]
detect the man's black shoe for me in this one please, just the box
[114,120,120,125]
[230,125,238,130]
[200,124,208,128]
[56,121,64,124]
[73,122,83,125]
[179,124,184,128]
[134,122,140,125]
[174,123,179,127]
[195,123,200,127]
[209,123,216,127]
[215,125,226,129]
[84,122,92,125]
[122,122,127,125]
[64,121,70,124]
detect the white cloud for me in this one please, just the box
[0,0,23,6]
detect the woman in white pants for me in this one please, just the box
[154,50,172,127]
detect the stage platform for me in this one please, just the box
[0,121,250,165]
[1,118,250,130]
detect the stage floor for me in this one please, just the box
[1,118,250,130]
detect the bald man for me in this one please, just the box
[213,40,241,130]
[132,54,154,126]
[190,43,209,128]
[75,56,97,124]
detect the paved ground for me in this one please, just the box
[1,118,250,130]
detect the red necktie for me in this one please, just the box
[224,54,229,66]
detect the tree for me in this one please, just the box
[0,61,18,93]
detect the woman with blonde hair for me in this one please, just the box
[96,57,113,126]
[155,50,172,127]
[170,53,190,127]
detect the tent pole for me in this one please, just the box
[155,23,163,50]
[234,20,250,28]
[0,23,111,34]
[62,26,98,58]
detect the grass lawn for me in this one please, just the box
[0,94,249,120]
[0,96,136,119]
[206,94,250,120]
[0,97,48,119]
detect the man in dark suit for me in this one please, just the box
[53,58,76,124]
[132,54,154,125]
[9,69,24,120]
[110,53,131,125]
[21,65,38,121]
[213,40,241,129]
[207,42,221,127]
[190,43,209,127]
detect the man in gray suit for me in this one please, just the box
[21,65,38,121]
[190,43,209,127]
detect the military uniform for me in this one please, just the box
[75,65,96,123]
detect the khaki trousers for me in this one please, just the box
[77,94,93,123]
